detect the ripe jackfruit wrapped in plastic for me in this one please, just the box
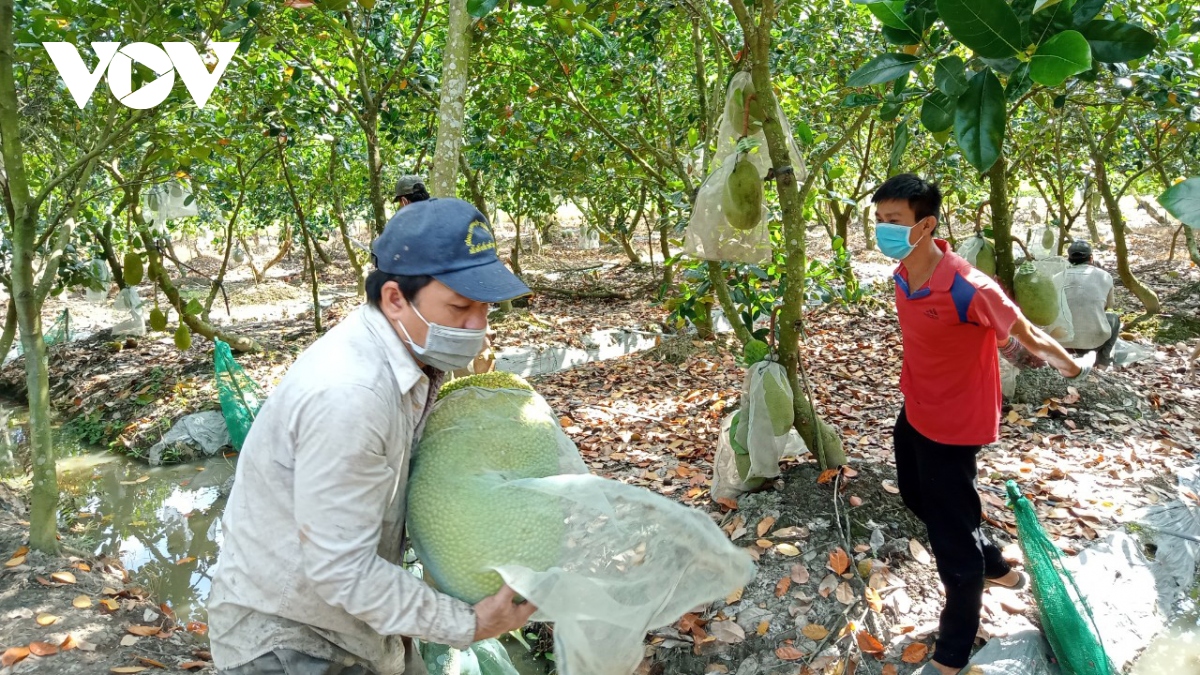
[407,373,755,675]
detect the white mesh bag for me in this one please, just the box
[408,384,756,675]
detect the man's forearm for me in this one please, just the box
[1015,326,1080,377]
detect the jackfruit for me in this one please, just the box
[975,237,996,277]
[724,81,766,131]
[729,411,748,455]
[1014,262,1059,326]
[1041,226,1055,252]
[123,253,144,286]
[743,339,769,366]
[722,157,763,231]
[174,323,192,351]
[733,451,765,489]
[149,308,167,332]
[762,373,794,436]
[408,374,565,603]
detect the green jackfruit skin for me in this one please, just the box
[437,371,533,401]
[729,411,749,455]
[1041,227,1055,251]
[173,323,192,350]
[733,451,765,488]
[408,388,564,604]
[762,374,794,436]
[722,158,763,231]
[123,252,144,286]
[149,308,167,332]
[743,339,769,366]
[1014,262,1059,326]
[975,237,996,276]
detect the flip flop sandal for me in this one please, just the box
[985,569,1029,591]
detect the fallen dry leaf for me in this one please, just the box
[776,543,801,557]
[881,480,900,494]
[817,469,839,484]
[101,587,119,596]
[775,645,804,661]
[28,641,58,657]
[4,555,26,568]
[716,497,738,511]
[725,587,744,604]
[902,642,930,663]
[849,495,863,507]
[120,636,140,647]
[818,574,838,597]
[36,613,60,626]
[756,620,770,636]
[71,562,90,572]
[756,538,774,549]
[865,587,883,613]
[136,656,168,668]
[127,626,161,637]
[791,563,810,584]
[180,662,208,671]
[50,571,77,584]
[111,668,149,674]
[802,624,830,640]
[841,466,859,478]
[857,630,885,657]
[2,646,30,667]
[828,547,851,574]
[909,539,932,565]
[100,598,120,612]
[893,623,916,634]
[835,582,855,605]
[709,620,745,644]
[59,635,78,651]
[775,576,791,598]
[73,595,92,609]
[11,545,29,558]
[883,665,899,675]
[756,516,776,537]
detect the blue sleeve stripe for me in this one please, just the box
[949,273,978,324]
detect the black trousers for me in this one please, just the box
[894,408,1011,668]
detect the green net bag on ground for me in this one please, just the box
[1006,480,1113,675]
[18,309,71,355]
[214,338,264,450]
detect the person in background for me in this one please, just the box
[870,173,1092,675]
[394,175,431,208]
[1059,240,1120,368]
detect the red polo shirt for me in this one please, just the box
[894,240,1020,446]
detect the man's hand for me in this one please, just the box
[1064,351,1095,381]
[472,584,537,642]
[1008,316,1079,378]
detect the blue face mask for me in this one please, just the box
[876,221,926,260]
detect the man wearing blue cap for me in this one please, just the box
[209,199,535,675]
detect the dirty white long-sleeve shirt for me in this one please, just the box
[207,305,477,674]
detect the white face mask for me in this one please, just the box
[395,303,486,372]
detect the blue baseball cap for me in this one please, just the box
[371,198,530,303]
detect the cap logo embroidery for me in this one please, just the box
[465,219,496,255]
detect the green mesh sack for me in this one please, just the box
[1006,480,1112,675]
[18,309,71,355]
[214,338,264,450]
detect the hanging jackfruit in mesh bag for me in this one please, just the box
[684,72,806,265]
[1014,257,1074,343]
[956,233,997,277]
[407,373,755,675]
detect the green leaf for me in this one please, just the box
[920,92,956,132]
[881,24,922,45]
[936,0,1024,59]
[1158,178,1200,228]
[1081,20,1157,63]
[935,55,969,96]
[847,53,920,87]
[357,0,376,8]
[687,127,699,149]
[237,25,258,54]
[888,123,910,175]
[1005,62,1033,100]
[219,17,248,38]
[1071,0,1104,27]
[868,1,911,30]
[185,299,203,315]
[246,0,264,17]
[467,0,501,18]
[794,120,814,145]
[1030,30,1091,86]
[1032,0,1061,13]
[840,93,883,108]
[954,69,1005,173]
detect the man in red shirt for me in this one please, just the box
[871,174,1090,675]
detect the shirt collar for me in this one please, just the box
[894,239,961,297]
[359,304,427,395]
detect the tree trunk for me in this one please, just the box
[1086,189,1101,243]
[740,0,843,468]
[429,0,472,198]
[96,220,125,290]
[987,153,1016,293]
[460,155,490,216]
[694,301,715,340]
[1091,152,1160,314]
[659,227,674,291]
[312,235,333,266]
[1185,226,1200,268]
[861,202,875,251]
[707,261,752,345]
[0,299,15,363]
[204,192,244,319]
[238,234,263,283]
[330,142,366,297]
[618,230,641,264]
[365,125,387,237]
[279,145,323,333]
[262,227,293,275]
